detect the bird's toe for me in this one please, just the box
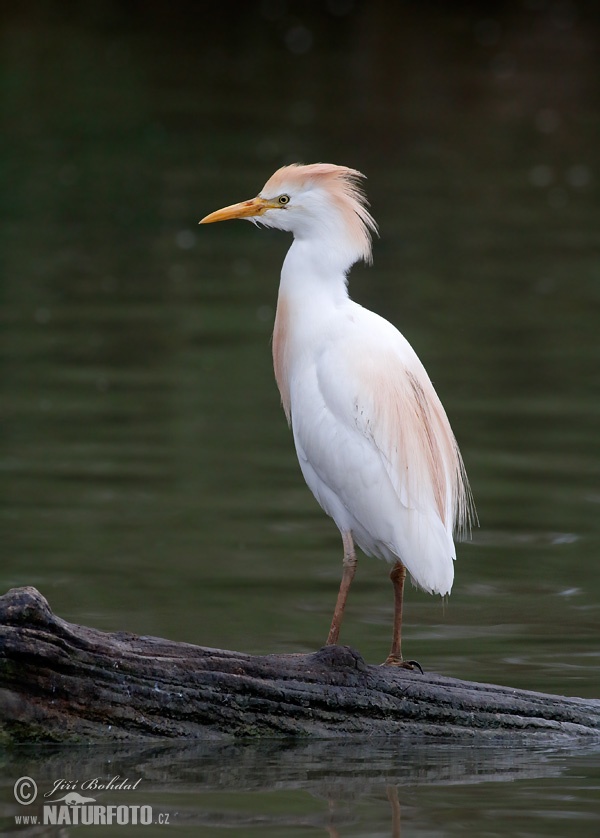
[382,655,424,674]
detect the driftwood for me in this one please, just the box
[0,586,598,744]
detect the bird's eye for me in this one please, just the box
[278,194,290,205]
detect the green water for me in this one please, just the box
[1,2,599,834]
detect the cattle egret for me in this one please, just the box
[200,163,474,667]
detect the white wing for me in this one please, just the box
[289,303,472,595]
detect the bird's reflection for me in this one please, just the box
[386,786,402,837]
[2,739,582,835]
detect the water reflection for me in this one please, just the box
[2,740,599,835]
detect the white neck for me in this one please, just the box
[272,237,354,422]
[279,238,351,309]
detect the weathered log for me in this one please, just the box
[0,586,598,744]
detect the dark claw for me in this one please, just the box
[402,659,424,674]
[382,656,424,673]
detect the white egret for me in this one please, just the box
[200,163,474,667]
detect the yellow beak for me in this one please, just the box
[199,196,278,224]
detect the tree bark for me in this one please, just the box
[0,586,598,744]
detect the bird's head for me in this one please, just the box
[200,163,378,266]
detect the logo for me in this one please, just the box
[14,777,37,806]
[48,792,97,806]
[13,774,170,827]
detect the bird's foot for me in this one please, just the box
[382,655,424,673]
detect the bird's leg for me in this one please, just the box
[385,561,406,664]
[326,531,357,646]
[384,561,422,671]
